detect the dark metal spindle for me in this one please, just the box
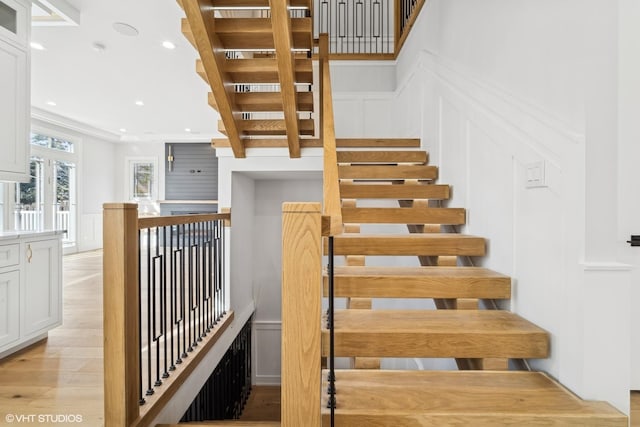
[170,225,176,371]
[162,225,169,379]
[146,230,154,396]
[327,237,336,423]
[138,230,145,405]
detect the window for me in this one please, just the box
[14,131,78,249]
[133,162,154,199]
[30,132,74,153]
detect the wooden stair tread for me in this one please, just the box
[158,423,280,426]
[342,207,466,225]
[215,18,312,50]
[322,309,548,358]
[323,266,511,299]
[320,370,627,426]
[209,91,313,112]
[337,150,428,164]
[200,58,313,85]
[219,119,314,136]
[339,164,438,180]
[331,233,485,256]
[212,0,308,8]
[336,138,421,147]
[340,182,450,200]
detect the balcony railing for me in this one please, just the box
[313,0,427,58]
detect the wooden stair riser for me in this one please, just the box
[341,207,466,225]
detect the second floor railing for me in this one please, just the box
[314,0,427,58]
[103,204,233,427]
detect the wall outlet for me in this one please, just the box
[525,160,547,188]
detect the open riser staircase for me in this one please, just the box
[163,1,628,426]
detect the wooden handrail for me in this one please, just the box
[319,34,343,236]
[138,212,231,229]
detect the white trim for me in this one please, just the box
[31,107,120,143]
[580,262,633,272]
[252,320,282,385]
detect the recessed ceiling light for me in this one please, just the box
[112,22,139,37]
[185,128,191,132]
[135,100,144,106]
[46,101,57,106]
[119,128,127,133]
[92,42,106,52]
[162,41,176,50]
[30,42,45,50]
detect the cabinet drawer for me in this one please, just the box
[0,244,19,268]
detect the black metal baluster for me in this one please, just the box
[170,225,176,372]
[162,225,169,379]
[327,237,336,425]
[138,229,145,405]
[181,223,188,360]
[146,229,154,396]
[221,219,227,316]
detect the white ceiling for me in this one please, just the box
[30,0,222,143]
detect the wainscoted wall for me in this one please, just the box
[252,321,281,385]
[384,0,631,413]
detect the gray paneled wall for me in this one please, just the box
[162,143,218,215]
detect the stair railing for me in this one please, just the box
[280,33,341,427]
[103,204,233,427]
[314,0,428,59]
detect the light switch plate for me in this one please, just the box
[525,161,547,188]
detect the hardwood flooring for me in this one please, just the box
[0,250,104,426]
[240,386,281,422]
[632,391,640,427]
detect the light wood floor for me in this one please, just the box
[0,250,104,426]
[0,250,636,426]
[240,386,281,422]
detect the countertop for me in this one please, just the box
[0,230,65,241]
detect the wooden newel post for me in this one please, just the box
[281,203,322,427]
[103,203,140,427]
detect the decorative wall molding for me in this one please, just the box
[252,320,282,385]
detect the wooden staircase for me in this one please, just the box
[175,2,626,425]
[178,0,315,158]
[314,143,626,426]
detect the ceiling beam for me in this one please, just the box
[270,0,301,158]
[182,0,246,158]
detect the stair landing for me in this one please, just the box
[321,370,627,427]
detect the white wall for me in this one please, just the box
[618,0,640,391]
[382,0,630,413]
[324,0,631,414]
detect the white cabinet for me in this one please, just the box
[0,270,20,348]
[0,233,63,358]
[0,0,29,182]
[22,238,61,336]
